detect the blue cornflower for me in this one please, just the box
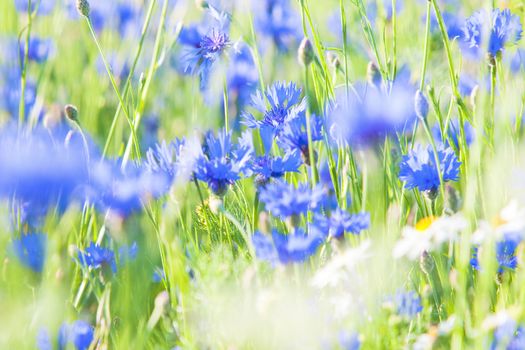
[252,228,326,265]
[15,0,55,15]
[253,0,302,53]
[195,129,253,195]
[89,160,172,217]
[18,37,55,64]
[430,11,464,41]
[181,7,231,90]
[58,320,94,350]
[489,9,522,57]
[329,78,417,147]
[432,119,475,149]
[496,239,519,272]
[226,44,258,121]
[510,48,525,72]
[78,242,117,273]
[11,233,47,273]
[243,81,306,151]
[492,320,525,350]
[392,291,423,318]
[278,113,324,163]
[36,329,52,350]
[0,125,90,226]
[326,209,370,238]
[471,237,520,273]
[462,9,522,58]
[458,74,478,97]
[251,151,302,185]
[259,180,325,219]
[398,144,461,194]
[145,140,181,180]
[338,331,361,350]
[0,65,40,120]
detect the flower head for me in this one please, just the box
[181,7,231,90]
[195,129,253,195]
[251,151,302,185]
[278,113,324,163]
[392,291,423,318]
[462,9,522,58]
[329,78,417,147]
[326,209,370,238]
[259,180,325,219]
[253,0,302,53]
[78,242,117,273]
[252,227,326,265]
[11,233,47,273]
[399,144,460,194]
[242,81,306,151]
[58,320,94,350]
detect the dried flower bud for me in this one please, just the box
[298,37,315,66]
[414,89,429,120]
[76,0,90,17]
[367,61,382,87]
[64,104,79,123]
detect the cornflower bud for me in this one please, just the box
[76,0,90,17]
[298,37,315,66]
[64,104,79,123]
[366,61,382,87]
[414,89,429,120]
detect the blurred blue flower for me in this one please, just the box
[78,242,117,273]
[252,228,326,265]
[432,119,475,149]
[0,125,90,226]
[36,329,52,350]
[338,331,361,350]
[0,64,40,120]
[462,9,522,58]
[11,232,47,273]
[492,319,525,350]
[18,37,55,64]
[430,11,464,41]
[496,239,519,272]
[253,0,302,53]
[119,242,138,264]
[58,320,94,350]
[259,180,325,219]
[329,78,417,147]
[15,0,55,15]
[510,48,525,72]
[180,7,231,90]
[393,291,422,317]
[226,44,258,122]
[243,81,306,151]
[327,209,370,238]
[96,53,130,82]
[195,129,253,195]
[399,144,460,193]
[458,74,478,97]
[89,160,172,217]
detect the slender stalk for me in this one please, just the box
[83,17,141,160]
[122,0,170,168]
[339,0,350,97]
[18,0,33,127]
[102,0,156,158]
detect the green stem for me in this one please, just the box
[121,0,170,168]
[18,0,32,127]
[83,17,141,161]
[102,0,156,158]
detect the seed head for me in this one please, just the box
[64,104,79,123]
[298,37,315,66]
[76,0,90,17]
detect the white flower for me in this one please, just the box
[393,214,467,260]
